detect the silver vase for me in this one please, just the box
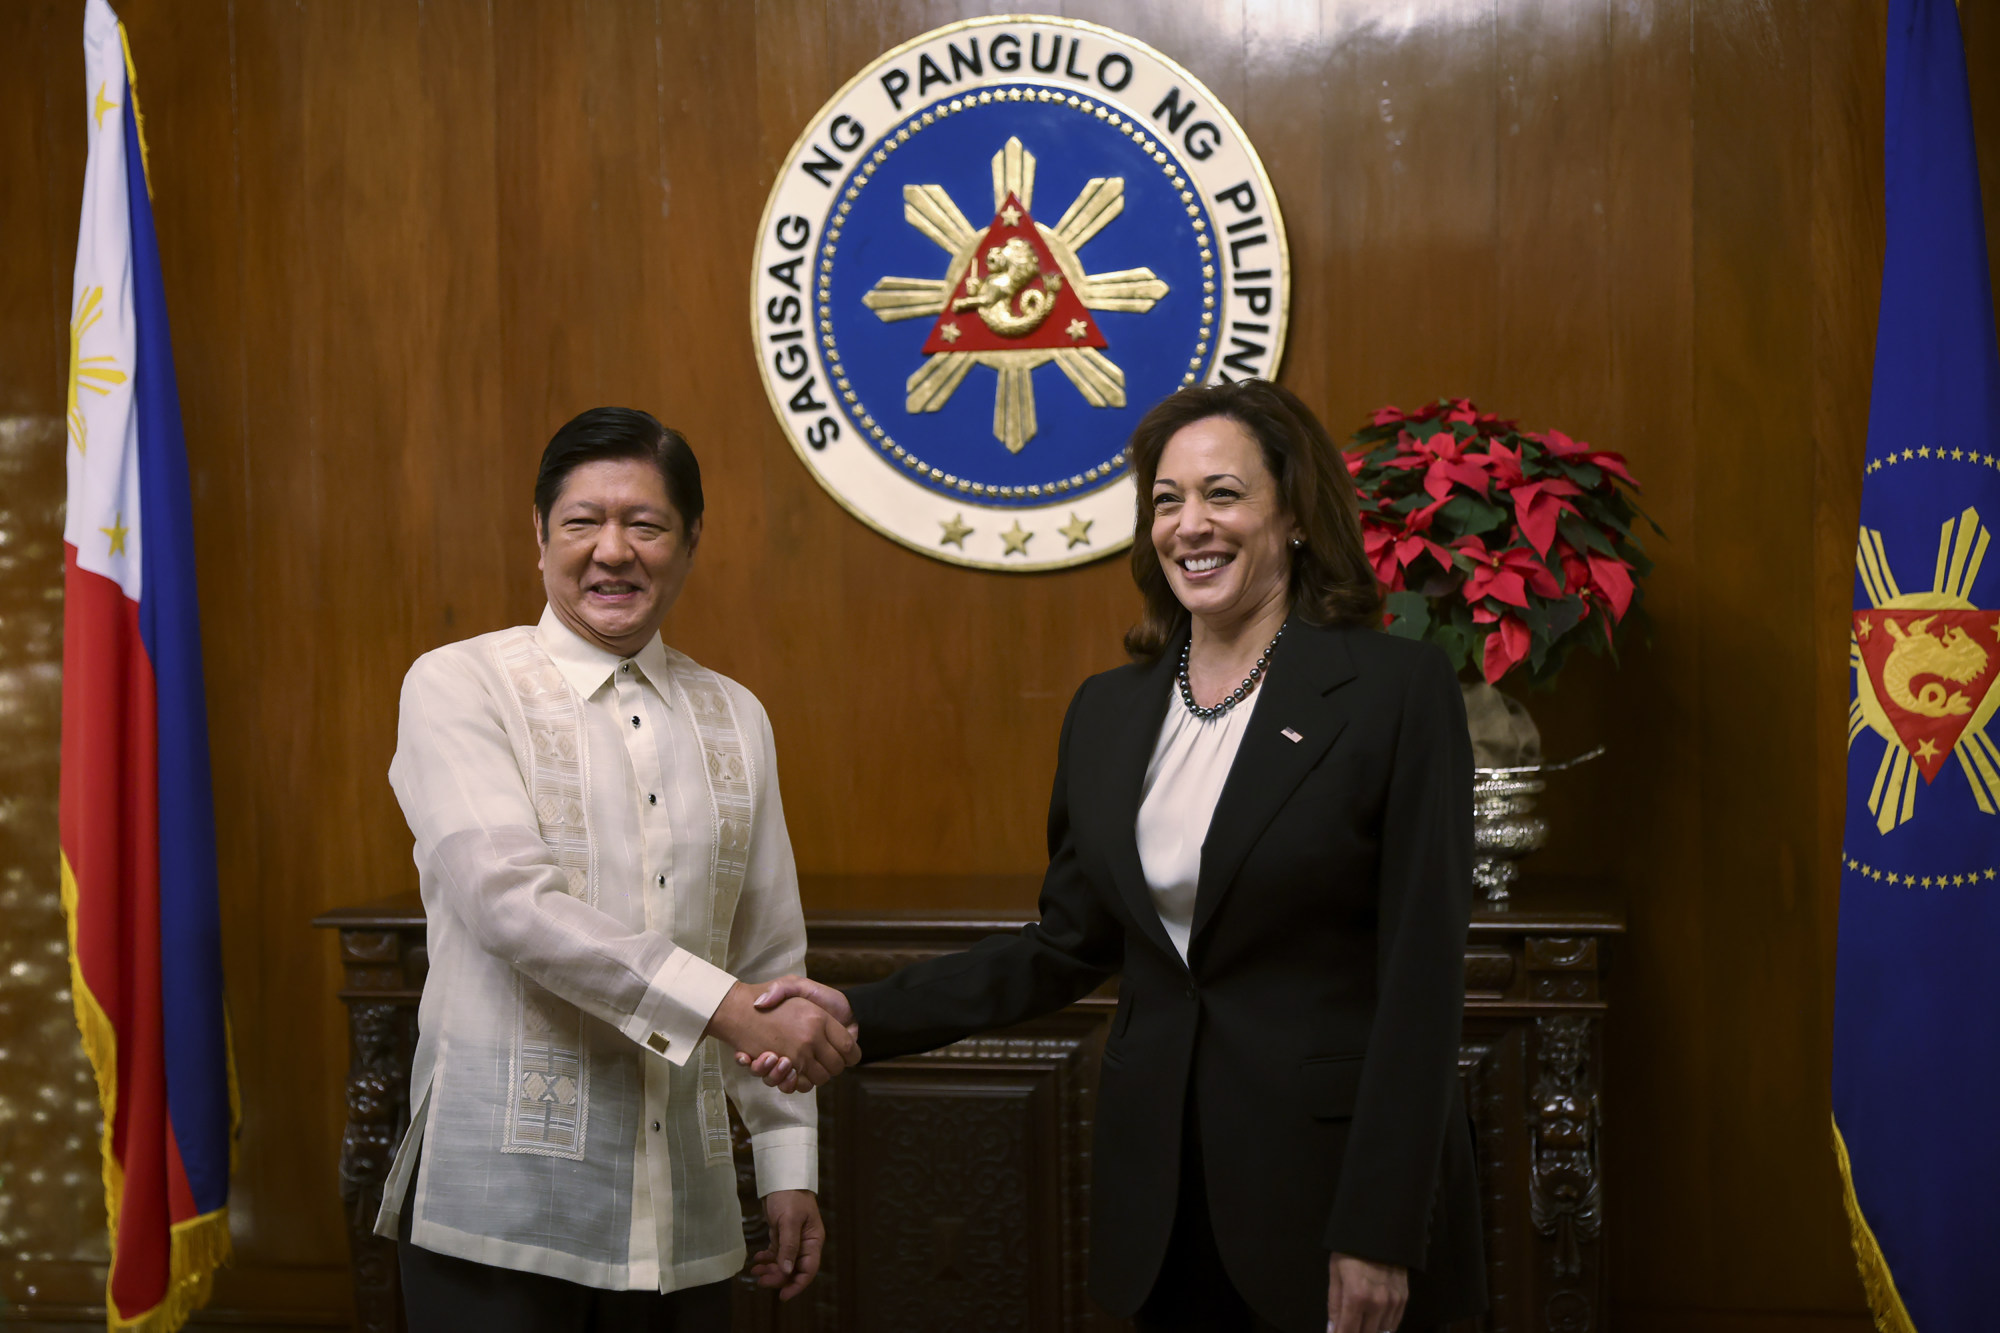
[1472,769,1550,904]
[1470,747,1605,905]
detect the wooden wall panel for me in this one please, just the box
[0,0,108,1293]
[5,0,1990,1327]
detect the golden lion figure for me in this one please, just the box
[1882,615,1988,717]
[954,237,1063,337]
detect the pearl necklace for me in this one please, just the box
[1177,624,1285,720]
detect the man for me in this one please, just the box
[376,407,854,1331]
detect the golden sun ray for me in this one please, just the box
[67,286,128,454]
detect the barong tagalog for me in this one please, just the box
[751,15,1291,571]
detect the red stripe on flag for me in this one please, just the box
[59,546,172,1318]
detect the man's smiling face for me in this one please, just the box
[535,457,699,657]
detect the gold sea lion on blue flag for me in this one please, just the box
[1833,2,2000,1330]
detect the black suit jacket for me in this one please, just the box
[845,621,1485,1332]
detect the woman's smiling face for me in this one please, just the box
[1150,415,1299,628]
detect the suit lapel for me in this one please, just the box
[1096,637,1183,967]
[1188,624,1360,947]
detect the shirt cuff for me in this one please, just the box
[750,1126,819,1196]
[619,947,736,1067]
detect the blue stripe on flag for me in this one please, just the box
[124,95,231,1215]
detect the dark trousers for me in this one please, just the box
[1133,1095,1291,1333]
[396,1181,731,1333]
[1132,1100,1434,1333]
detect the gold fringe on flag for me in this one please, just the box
[110,1209,233,1333]
[60,853,124,1269]
[60,855,238,1333]
[1832,1117,1919,1333]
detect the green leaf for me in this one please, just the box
[1558,460,1604,490]
[1429,620,1473,672]
[1383,591,1431,640]
[1442,493,1508,535]
[1557,511,1616,556]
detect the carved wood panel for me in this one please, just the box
[318,899,1618,1332]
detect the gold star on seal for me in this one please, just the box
[999,521,1032,556]
[93,82,119,129]
[1059,513,1093,548]
[1856,616,1873,638]
[1066,318,1088,340]
[1000,202,1022,225]
[1915,738,1940,761]
[939,513,972,548]
[938,319,962,344]
[99,511,129,556]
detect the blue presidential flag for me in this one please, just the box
[1835,0,2000,1329]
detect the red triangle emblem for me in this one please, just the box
[922,193,1107,355]
[1854,608,2000,780]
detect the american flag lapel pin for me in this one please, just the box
[1281,727,1303,743]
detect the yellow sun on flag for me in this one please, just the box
[67,286,128,454]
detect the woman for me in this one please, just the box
[744,381,1483,1333]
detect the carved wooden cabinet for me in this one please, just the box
[314,888,1620,1333]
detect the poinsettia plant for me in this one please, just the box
[1346,398,1657,685]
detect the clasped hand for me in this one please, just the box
[717,975,854,1093]
[704,978,859,1091]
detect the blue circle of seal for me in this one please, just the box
[819,87,1218,508]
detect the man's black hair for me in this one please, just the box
[533,407,703,535]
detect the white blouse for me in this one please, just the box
[1136,688,1258,961]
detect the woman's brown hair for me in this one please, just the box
[1123,380,1383,660]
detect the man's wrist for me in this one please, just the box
[703,980,755,1046]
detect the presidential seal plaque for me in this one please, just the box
[752,15,1290,571]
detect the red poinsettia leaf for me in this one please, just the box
[1434,457,1492,498]
[1481,616,1531,684]
[1511,486,1564,556]
[1372,406,1407,426]
[1587,553,1636,620]
[1589,450,1639,487]
[1484,442,1526,488]
[1486,568,1529,608]
[1404,495,1452,534]
[1494,546,1559,596]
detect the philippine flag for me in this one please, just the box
[61,2,235,1329]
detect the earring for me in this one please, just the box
[1290,538,1304,549]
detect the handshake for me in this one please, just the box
[705,975,856,1093]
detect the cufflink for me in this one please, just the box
[647,1032,670,1055]
[1281,727,1303,743]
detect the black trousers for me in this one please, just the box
[1133,1094,1290,1333]
[396,1177,731,1333]
[1132,1100,1436,1333]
